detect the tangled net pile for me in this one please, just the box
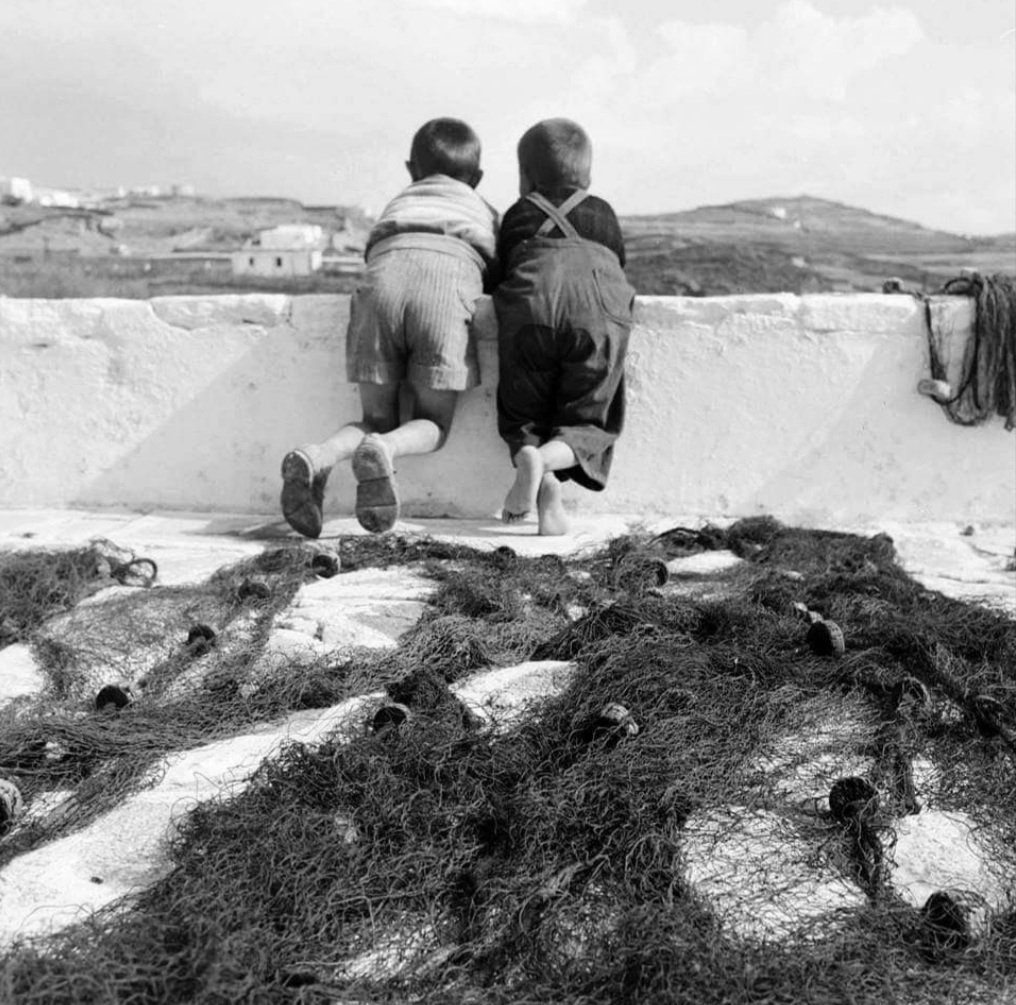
[0,535,483,854]
[924,272,1016,430]
[1,518,1014,1004]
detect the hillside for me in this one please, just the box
[621,195,1015,295]
[1,192,1012,298]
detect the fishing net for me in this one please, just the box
[0,536,435,854]
[1,519,1014,1004]
[922,272,1016,430]
[0,539,156,647]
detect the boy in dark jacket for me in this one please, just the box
[495,118,634,535]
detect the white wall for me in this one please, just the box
[0,292,1012,525]
[0,176,34,202]
[231,250,321,277]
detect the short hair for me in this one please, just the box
[517,118,592,189]
[409,118,482,184]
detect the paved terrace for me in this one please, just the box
[0,292,1013,962]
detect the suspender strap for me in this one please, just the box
[526,189,589,238]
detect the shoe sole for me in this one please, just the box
[352,439,399,533]
[280,451,323,538]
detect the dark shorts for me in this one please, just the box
[494,238,634,492]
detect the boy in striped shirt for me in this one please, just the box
[280,118,498,535]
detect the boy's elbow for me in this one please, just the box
[484,261,503,293]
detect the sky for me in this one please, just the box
[1,0,1014,235]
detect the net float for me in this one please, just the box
[806,619,845,657]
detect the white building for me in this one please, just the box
[253,225,324,249]
[0,176,34,203]
[34,188,81,209]
[231,225,325,278]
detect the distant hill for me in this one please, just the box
[621,195,1015,295]
[1,191,1012,298]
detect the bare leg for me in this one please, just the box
[536,471,569,536]
[535,440,575,535]
[375,384,458,459]
[502,439,577,529]
[502,445,544,523]
[293,380,400,475]
[538,439,577,474]
[312,423,369,469]
[358,383,402,435]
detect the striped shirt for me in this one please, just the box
[366,175,499,276]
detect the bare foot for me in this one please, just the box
[537,471,569,536]
[502,446,543,523]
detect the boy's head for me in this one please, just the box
[517,118,592,194]
[407,118,483,188]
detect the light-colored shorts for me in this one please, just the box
[345,236,484,391]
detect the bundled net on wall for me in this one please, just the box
[1,520,1015,1004]
[922,272,1016,430]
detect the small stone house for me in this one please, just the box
[232,225,325,278]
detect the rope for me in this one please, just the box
[923,272,1016,430]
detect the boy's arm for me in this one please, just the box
[611,216,626,269]
[482,199,501,292]
[599,201,626,268]
[493,199,528,289]
[484,256,502,293]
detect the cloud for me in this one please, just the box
[754,1,924,100]
[592,1,925,113]
[0,0,1011,232]
[527,0,1013,233]
[634,22,750,106]
[403,0,587,23]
